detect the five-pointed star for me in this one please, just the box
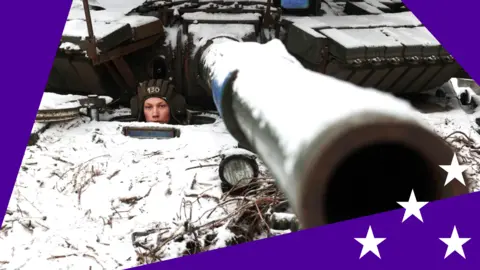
[439,153,469,186]
[397,189,429,223]
[354,226,386,259]
[439,226,471,259]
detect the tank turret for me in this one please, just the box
[47,0,469,110]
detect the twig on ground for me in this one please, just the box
[185,164,218,171]
[119,188,153,205]
[107,170,120,180]
[83,254,106,270]
[60,154,110,180]
[47,254,78,260]
[190,155,220,163]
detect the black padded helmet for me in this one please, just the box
[133,79,188,125]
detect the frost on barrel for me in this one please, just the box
[198,37,469,228]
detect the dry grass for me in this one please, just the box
[133,177,295,265]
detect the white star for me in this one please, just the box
[439,226,471,259]
[354,226,386,259]
[397,189,429,223]
[439,153,469,186]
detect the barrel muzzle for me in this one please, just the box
[299,122,465,228]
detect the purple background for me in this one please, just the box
[1,0,479,269]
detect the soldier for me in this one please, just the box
[134,79,188,125]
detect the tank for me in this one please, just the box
[46,0,471,111]
[40,0,473,233]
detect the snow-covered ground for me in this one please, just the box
[1,103,275,269]
[1,79,479,269]
[3,0,480,269]
[415,80,480,191]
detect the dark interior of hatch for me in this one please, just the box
[121,126,181,139]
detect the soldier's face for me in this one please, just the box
[144,97,170,124]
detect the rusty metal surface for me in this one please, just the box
[82,0,98,62]
[94,34,163,65]
[71,59,110,96]
[105,61,134,94]
[132,20,164,41]
[112,57,138,90]
[96,24,134,52]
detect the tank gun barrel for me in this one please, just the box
[196,37,469,229]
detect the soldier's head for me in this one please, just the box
[136,79,187,125]
[143,96,170,124]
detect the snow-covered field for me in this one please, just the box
[415,80,480,191]
[2,0,480,269]
[1,105,276,269]
[0,78,479,270]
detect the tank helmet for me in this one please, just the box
[136,79,188,125]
